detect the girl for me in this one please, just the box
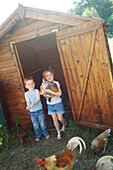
[40,68,66,140]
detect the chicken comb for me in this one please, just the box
[36,158,45,167]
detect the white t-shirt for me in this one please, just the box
[46,80,62,105]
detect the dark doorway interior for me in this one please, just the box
[15,33,73,128]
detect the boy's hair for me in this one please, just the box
[42,68,55,79]
[24,76,34,86]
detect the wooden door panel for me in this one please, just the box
[56,20,113,129]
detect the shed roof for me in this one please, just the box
[0,4,102,39]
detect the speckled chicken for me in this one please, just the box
[36,137,86,170]
[40,78,58,98]
[93,155,113,170]
[91,129,111,154]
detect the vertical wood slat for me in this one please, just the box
[77,30,97,121]
[13,43,25,80]
[57,39,77,121]
[56,40,77,122]
[9,42,25,92]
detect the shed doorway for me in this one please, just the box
[13,33,73,128]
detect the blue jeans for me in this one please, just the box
[29,109,48,138]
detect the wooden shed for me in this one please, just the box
[0,4,113,129]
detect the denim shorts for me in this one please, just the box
[48,101,65,115]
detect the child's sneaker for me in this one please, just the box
[57,131,61,140]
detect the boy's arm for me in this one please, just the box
[32,89,40,105]
[45,84,62,96]
[25,93,31,106]
[25,93,31,110]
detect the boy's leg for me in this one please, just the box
[30,113,41,138]
[38,109,49,137]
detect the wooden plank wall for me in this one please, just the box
[56,20,113,129]
[0,39,31,128]
[0,18,71,129]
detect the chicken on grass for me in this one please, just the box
[36,137,86,170]
[91,129,111,154]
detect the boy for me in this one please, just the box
[40,68,66,140]
[24,76,50,142]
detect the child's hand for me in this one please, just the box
[26,106,30,110]
[30,104,34,108]
[26,104,34,110]
[40,89,46,95]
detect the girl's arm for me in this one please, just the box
[45,84,62,96]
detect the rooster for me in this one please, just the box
[36,137,86,170]
[91,129,111,154]
[93,155,113,170]
[17,124,31,146]
[40,78,58,98]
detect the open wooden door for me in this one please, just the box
[56,20,113,129]
[10,42,25,89]
[9,42,32,129]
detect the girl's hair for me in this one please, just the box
[42,68,55,78]
[24,76,34,86]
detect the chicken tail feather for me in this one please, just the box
[66,137,86,154]
[95,155,113,169]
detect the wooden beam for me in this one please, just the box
[24,6,99,26]
[78,121,113,130]
[56,24,102,40]
[0,10,19,39]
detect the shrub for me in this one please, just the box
[0,118,10,148]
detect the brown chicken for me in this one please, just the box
[40,78,58,98]
[36,137,86,170]
[17,124,31,146]
[91,129,111,154]
[93,155,113,170]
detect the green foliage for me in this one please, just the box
[0,118,10,148]
[82,7,99,18]
[68,0,113,37]
[107,14,113,37]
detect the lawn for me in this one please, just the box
[0,119,113,170]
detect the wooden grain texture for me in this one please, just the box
[57,20,113,129]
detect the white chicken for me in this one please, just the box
[93,155,113,170]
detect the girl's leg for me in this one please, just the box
[57,114,65,125]
[51,113,60,132]
[57,114,66,132]
[51,113,61,140]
